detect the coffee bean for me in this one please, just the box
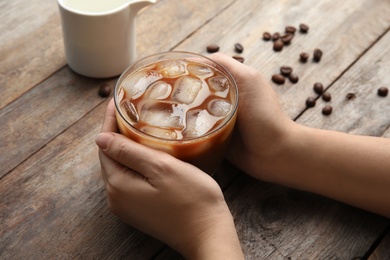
[234,43,244,53]
[280,66,293,76]
[299,52,309,63]
[299,23,309,33]
[281,33,294,45]
[98,84,111,97]
[263,32,272,41]
[322,92,332,102]
[272,74,285,85]
[289,73,299,83]
[377,87,388,97]
[313,82,324,94]
[346,93,356,100]
[272,32,280,41]
[285,26,296,34]
[232,55,245,63]
[322,105,333,116]
[273,40,284,51]
[313,48,323,62]
[206,44,219,53]
[306,97,316,108]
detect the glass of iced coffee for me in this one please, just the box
[114,51,238,175]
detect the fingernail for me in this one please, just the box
[95,133,114,150]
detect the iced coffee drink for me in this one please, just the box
[114,52,238,175]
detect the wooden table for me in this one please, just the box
[1,0,390,259]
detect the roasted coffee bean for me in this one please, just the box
[280,66,293,76]
[313,48,323,62]
[322,105,333,116]
[346,93,356,100]
[272,32,280,41]
[313,82,324,94]
[377,87,388,97]
[232,55,245,63]
[272,74,285,85]
[273,39,284,51]
[98,84,111,97]
[306,97,316,108]
[281,33,294,45]
[289,73,299,83]
[299,52,309,63]
[263,32,272,41]
[322,92,332,102]
[234,43,244,53]
[299,23,309,33]
[206,44,220,53]
[285,26,296,34]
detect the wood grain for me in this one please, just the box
[226,176,388,259]
[0,68,110,178]
[174,0,390,119]
[0,0,234,178]
[296,30,390,136]
[1,0,390,259]
[0,0,234,110]
[0,0,65,109]
[369,229,390,259]
[0,100,165,259]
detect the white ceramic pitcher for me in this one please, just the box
[58,0,156,78]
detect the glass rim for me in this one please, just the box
[114,51,239,142]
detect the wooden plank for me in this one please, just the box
[0,0,235,109]
[369,230,390,260]
[156,0,390,257]
[0,0,65,109]
[0,0,235,178]
[173,0,390,119]
[2,0,389,259]
[0,68,110,179]
[0,100,166,259]
[226,176,388,259]
[296,30,390,136]
[0,100,237,259]
[159,175,388,259]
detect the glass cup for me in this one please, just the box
[114,51,238,175]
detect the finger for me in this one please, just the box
[101,98,119,133]
[96,132,176,180]
[208,53,249,78]
[98,147,153,192]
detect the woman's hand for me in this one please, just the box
[96,99,243,259]
[209,53,297,182]
[211,54,390,218]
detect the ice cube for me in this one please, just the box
[120,100,139,123]
[183,109,219,138]
[140,102,184,129]
[144,81,172,100]
[122,70,163,99]
[207,75,229,96]
[187,64,213,78]
[158,59,187,78]
[207,99,232,117]
[140,126,177,140]
[173,76,203,104]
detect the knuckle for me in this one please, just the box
[152,153,174,172]
[115,140,130,160]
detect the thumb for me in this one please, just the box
[96,132,174,180]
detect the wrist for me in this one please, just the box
[252,117,302,183]
[177,204,244,260]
